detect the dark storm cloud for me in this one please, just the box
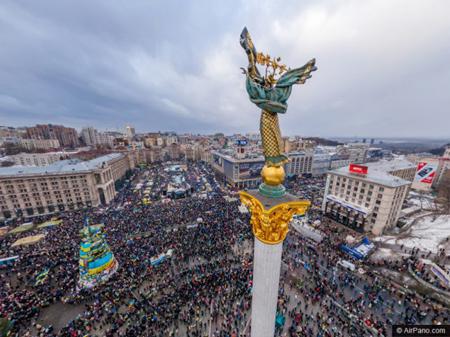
[0,0,449,137]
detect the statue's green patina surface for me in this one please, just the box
[240,27,317,167]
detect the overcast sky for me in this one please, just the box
[0,0,449,137]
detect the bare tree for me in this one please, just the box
[437,169,450,214]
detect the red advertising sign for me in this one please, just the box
[421,171,435,184]
[414,161,438,184]
[349,164,368,175]
[416,162,427,171]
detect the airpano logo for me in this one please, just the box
[393,325,450,337]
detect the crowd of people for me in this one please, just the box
[279,220,450,336]
[285,175,326,210]
[1,161,449,337]
[1,162,253,336]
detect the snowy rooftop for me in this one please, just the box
[366,158,416,172]
[0,153,124,177]
[331,159,413,188]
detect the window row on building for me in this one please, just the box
[0,153,137,223]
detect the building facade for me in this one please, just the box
[20,138,61,151]
[330,154,352,170]
[81,127,115,148]
[5,152,66,167]
[312,153,331,176]
[211,150,312,189]
[182,144,202,161]
[80,127,98,146]
[125,125,135,139]
[322,160,413,235]
[26,124,78,148]
[336,143,369,164]
[285,151,313,176]
[0,153,134,223]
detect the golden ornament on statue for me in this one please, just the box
[261,165,285,186]
[239,191,310,244]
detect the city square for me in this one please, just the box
[1,159,450,336]
[1,1,450,337]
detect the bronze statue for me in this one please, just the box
[240,27,317,196]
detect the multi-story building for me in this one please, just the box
[312,153,331,176]
[336,143,369,164]
[200,147,212,163]
[168,143,181,160]
[81,127,115,148]
[144,136,157,147]
[26,124,78,148]
[330,154,352,170]
[183,145,195,161]
[96,133,115,148]
[282,137,316,153]
[0,153,134,222]
[211,150,263,189]
[125,125,135,139]
[0,137,21,146]
[322,160,413,235]
[20,138,61,151]
[285,151,313,176]
[80,127,98,146]
[148,146,163,163]
[182,144,203,161]
[211,150,312,189]
[366,148,384,161]
[0,126,21,138]
[166,135,178,146]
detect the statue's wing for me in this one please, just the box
[276,58,317,88]
[240,27,262,80]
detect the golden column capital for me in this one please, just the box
[239,191,310,245]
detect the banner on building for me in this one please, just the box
[414,162,437,184]
[236,139,248,146]
[349,164,368,175]
[239,161,264,179]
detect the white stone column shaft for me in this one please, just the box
[251,238,283,337]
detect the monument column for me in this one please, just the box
[238,26,316,337]
[251,239,282,337]
[240,188,309,337]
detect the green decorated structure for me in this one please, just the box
[78,218,118,289]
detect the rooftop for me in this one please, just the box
[331,160,412,188]
[211,149,310,163]
[211,150,264,163]
[0,153,124,177]
[366,158,416,172]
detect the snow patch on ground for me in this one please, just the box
[406,191,436,210]
[371,247,410,262]
[375,215,450,254]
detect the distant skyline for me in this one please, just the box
[1,0,449,137]
[3,122,450,141]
